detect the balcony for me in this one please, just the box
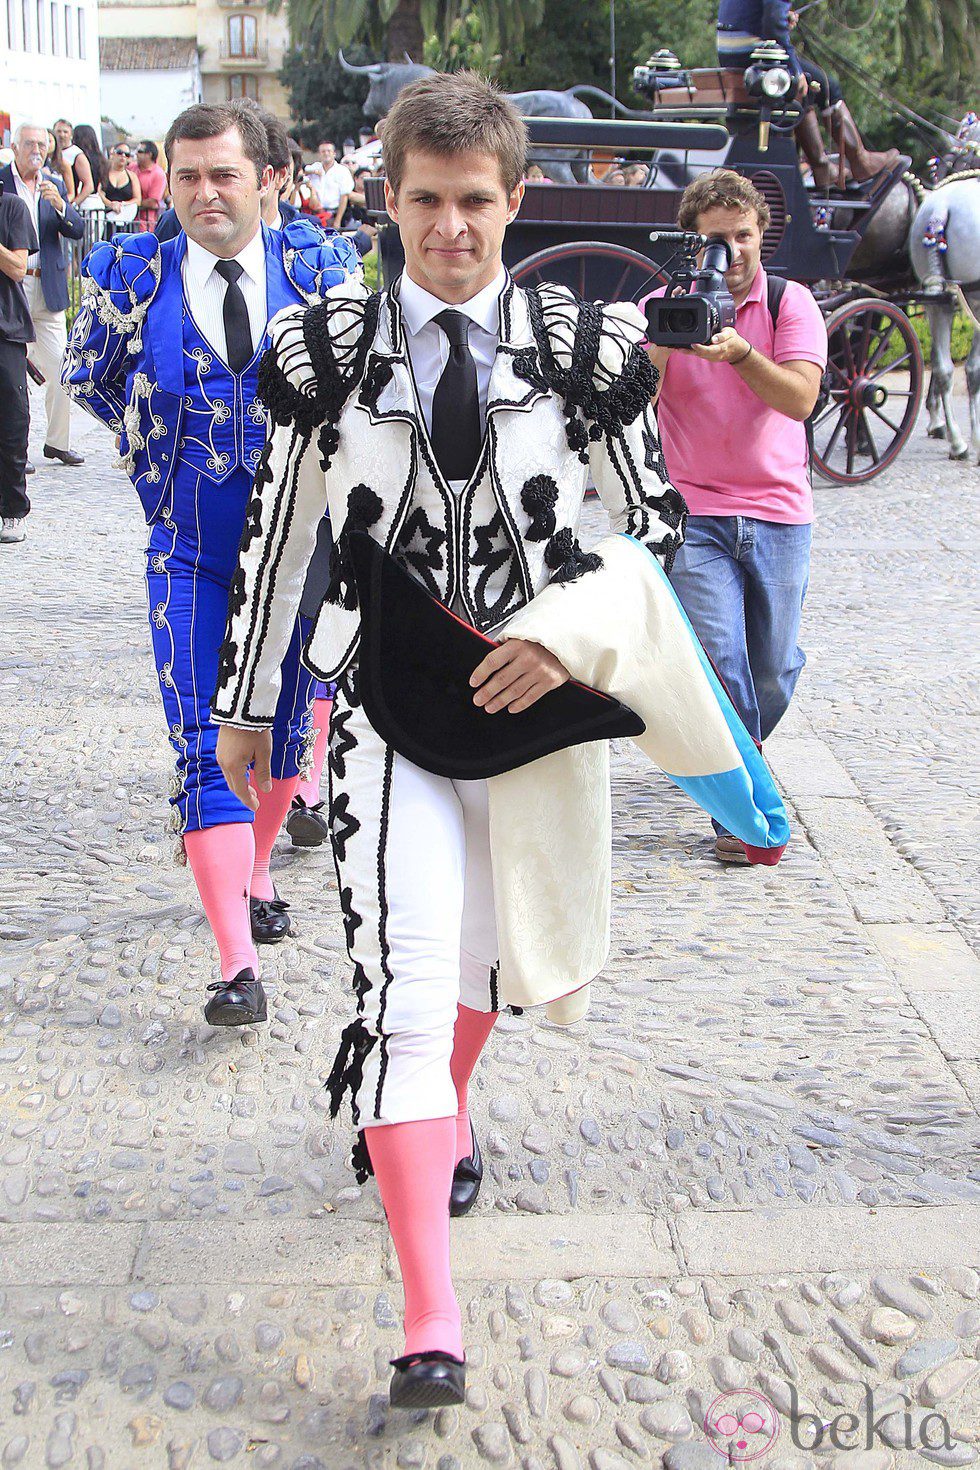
[216,39,269,65]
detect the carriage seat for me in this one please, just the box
[655,69,755,108]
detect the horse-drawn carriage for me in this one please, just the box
[365,55,978,484]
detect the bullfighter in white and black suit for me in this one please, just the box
[213,74,787,1407]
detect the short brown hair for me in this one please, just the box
[164,102,269,182]
[677,168,771,232]
[382,70,527,196]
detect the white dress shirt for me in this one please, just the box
[181,228,268,369]
[11,162,42,268]
[398,267,505,444]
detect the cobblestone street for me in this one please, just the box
[1,392,979,1470]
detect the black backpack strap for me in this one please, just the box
[766,273,815,475]
[766,272,788,329]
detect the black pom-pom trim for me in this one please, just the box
[544,528,604,585]
[324,484,384,609]
[520,475,560,541]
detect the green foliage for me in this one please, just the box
[279,0,977,168]
[279,42,373,149]
[908,307,976,365]
[281,0,543,64]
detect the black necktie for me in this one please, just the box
[430,309,482,482]
[214,258,253,373]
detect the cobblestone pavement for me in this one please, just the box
[1,391,978,1470]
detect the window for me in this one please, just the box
[227,12,256,57]
[35,0,44,49]
[76,4,83,56]
[7,0,19,48]
[227,73,258,100]
[49,0,58,52]
[64,1,74,55]
[21,0,31,49]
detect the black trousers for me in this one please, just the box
[0,339,30,520]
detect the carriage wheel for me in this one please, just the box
[810,299,923,486]
[512,241,667,304]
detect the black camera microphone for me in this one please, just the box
[644,233,737,348]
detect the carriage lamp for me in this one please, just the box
[743,42,794,152]
[632,49,690,100]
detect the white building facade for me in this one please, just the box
[0,0,102,140]
[100,36,201,140]
[97,0,289,146]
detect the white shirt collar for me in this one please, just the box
[12,161,38,194]
[399,267,506,339]
[184,226,266,292]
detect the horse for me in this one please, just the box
[845,114,980,463]
[907,115,980,461]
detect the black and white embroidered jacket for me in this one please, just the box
[212,273,687,727]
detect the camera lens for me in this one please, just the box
[665,307,698,334]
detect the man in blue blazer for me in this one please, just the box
[0,123,85,466]
[63,100,359,1027]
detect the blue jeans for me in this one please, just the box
[669,515,811,751]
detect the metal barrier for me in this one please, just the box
[67,205,161,324]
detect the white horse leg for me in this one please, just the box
[925,301,969,458]
[963,295,980,462]
[923,302,947,438]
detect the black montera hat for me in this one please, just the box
[349,531,645,780]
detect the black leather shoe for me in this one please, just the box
[25,460,35,476]
[449,1125,483,1218]
[249,892,291,943]
[284,795,329,848]
[43,445,85,466]
[389,1351,466,1409]
[204,969,267,1027]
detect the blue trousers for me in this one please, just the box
[668,515,811,748]
[145,464,315,836]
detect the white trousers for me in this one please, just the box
[325,671,499,1168]
[25,277,72,451]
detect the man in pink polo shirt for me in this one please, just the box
[647,169,827,863]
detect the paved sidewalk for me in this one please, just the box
[0,397,978,1470]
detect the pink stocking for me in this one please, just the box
[183,824,259,983]
[450,1005,498,1165]
[365,1119,463,1360]
[249,775,299,901]
[295,698,332,806]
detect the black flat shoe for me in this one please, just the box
[284,796,329,848]
[43,445,85,466]
[204,969,267,1027]
[389,1351,466,1409]
[250,892,290,943]
[449,1125,483,1218]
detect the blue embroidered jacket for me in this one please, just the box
[62,220,360,522]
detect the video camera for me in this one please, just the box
[643,232,737,348]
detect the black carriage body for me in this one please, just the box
[374,109,888,292]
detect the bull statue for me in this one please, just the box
[338,52,595,183]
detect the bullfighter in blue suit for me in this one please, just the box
[63,100,359,1027]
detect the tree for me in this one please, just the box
[280,41,373,148]
[281,0,543,63]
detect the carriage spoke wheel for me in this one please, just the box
[810,299,923,486]
[511,241,667,305]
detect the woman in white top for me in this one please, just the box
[46,128,76,199]
[62,121,103,209]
